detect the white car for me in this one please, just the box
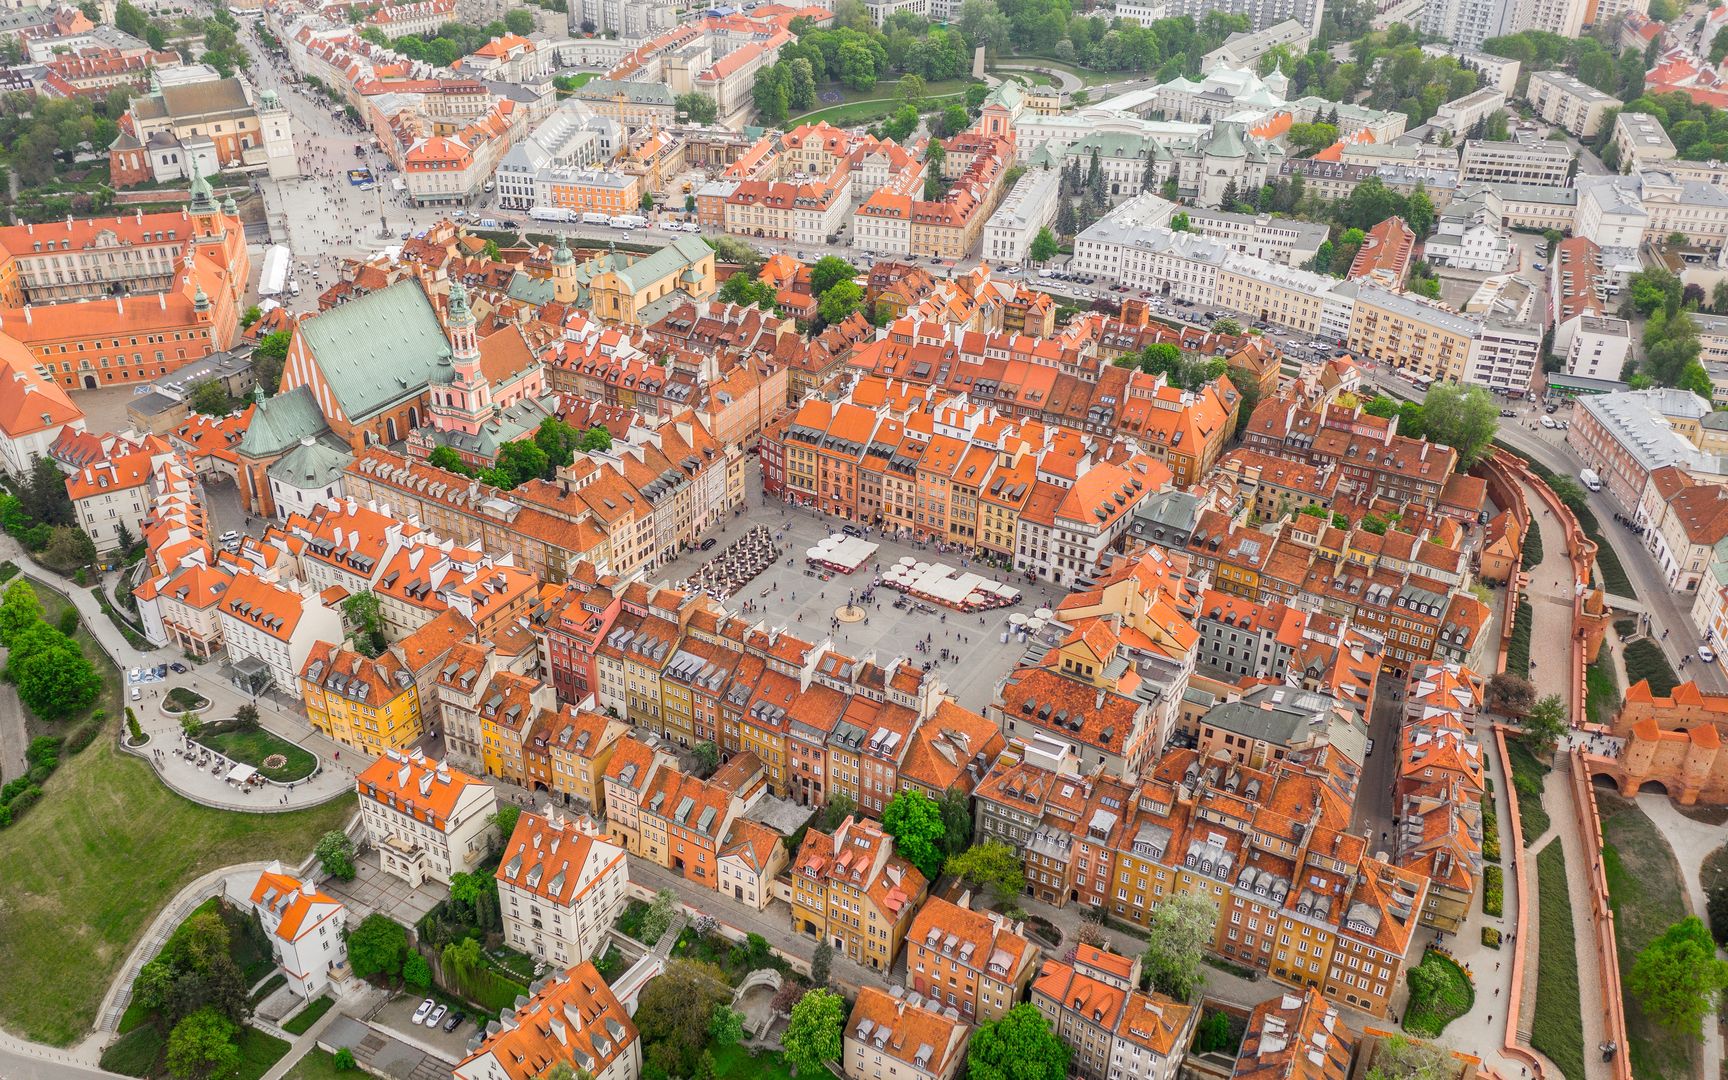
[1540,416,1558,429]
[426,1004,447,1028]
[1701,645,1717,664]
[412,999,435,1025]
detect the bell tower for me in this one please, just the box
[429,281,494,437]
[551,234,578,305]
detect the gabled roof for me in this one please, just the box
[295,281,451,422]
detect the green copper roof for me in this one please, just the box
[236,386,329,458]
[266,436,353,489]
[613,234,713,294]
[506,270,555,306]
[296,280,452,422]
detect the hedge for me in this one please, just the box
[1622,639,1679,696]
[1520,517,1544,571]
[1482,926,1502,949]
[1483,864,1504,916]
[1507,599,1534,678]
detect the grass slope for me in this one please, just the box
[0,734,351,1044]
[1533,843,1585,1080]
[1505,737,1552,845]
[1599,795,1696,1080]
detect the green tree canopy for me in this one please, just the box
[1521,694,1568,757]
[0,579,43,649]
[346,914,408,980]
[881,788,945,879]
[316,831,357,880]
[945,842,1025,903]
[809,256,858,298]
[966,1003,1069,1080]
[1143,891,1218,1001]
[1415,383,1498,468]
[1029,227,1059,262]
[635,960,731,1077]
[782,988,845,1076]
[165,1008,241,1080]
[1628,916,1728,1037]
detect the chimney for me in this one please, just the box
[116,295,124,315]
[23,305,31,325]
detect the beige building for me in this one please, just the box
[496,809,630,969]
[1347,287,1479,384]
[1526,71,1621,138]
[355,751,498,888]
[1214,254,1332,336]
[843,988,969,1080]
[1459,139,1572,186]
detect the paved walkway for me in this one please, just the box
[1520,481,1580,713]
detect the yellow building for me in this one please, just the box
[790,816,928,972]
[1346,289,1477,384]
[476,670,556,785]
[533,706,631,812]
[578,233,717,326]
[300,642,423,755]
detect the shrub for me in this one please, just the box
[1623,639,1679,696]
[126,707,144,743]
[0,561,16,582]
[333,1048,356,1072]
[1520,517,1543,570]
[63,718,101,754]
[1481,801,1501,864]
[1483,865,1504,916]
[1482,926,1503,949]
[57,608,78,635]
[1506,600,1534,678]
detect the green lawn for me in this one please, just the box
[817,77,976,106]
[164,686,210,713]
[1599,795,1697,1080]
[1585,658,1620,728]
[1622,639,1679,696]
[1533,843,1586,1080]
[283,1050,349,1080]
[711,1043,794,1080]
[1505,737,1552,845]
[1402,950,1474,1037]
[193,726,317,783]
[787,90,969,128]
[990,54,1124,86]
[0,733,352,1045]
[282,995,334,1036]
[99,1024,164,1077]
[234,1026,292,1080]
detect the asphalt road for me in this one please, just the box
[1373,367,1728,694]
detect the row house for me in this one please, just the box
[905,896,1039,1022]
[1030,948,1195,1080]
[842,988,969,1080]
[791,815,929,971]
[976,747,1429,1018]
[451,962,639,1080]
[1395,662,1487,932]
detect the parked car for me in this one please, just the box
[443,1011,466,1033]
[1545,403,1559,414]
[130,686,142,701]
[1500,409,1516,417]
[154,664,167,678]
[413,999,435,1025]
[170,662,189,674]
[1540,416,1558,428]
[700,537,717,550]
[426,1004,447,1028]
[1701,646,1718,663]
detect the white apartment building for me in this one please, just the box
[1425,194,1513,272]
[982,167,1062,266]
[0,360,83,478]
[230,864,348,1000]
[1465,318,1543,395]
[1157,0,1324,33]
[1182,206,1328,266]
[1421,46,1522,94]
[67,443,165,556]
[1433,88,1509,139]
[1526,71,1621,138]
[566,0,675,37]
[1072,219,1229,304]
[217,571,343,698]
[1201,19,1313,72]
[1459,138,1571,186]
[863,0,928,24]
[496,809,630,969]
[1613,111,1677,173]
[356,751,498,888]
[1576,171,1728,250]
[1560,314,1632,380]
[1420,0,1515,53]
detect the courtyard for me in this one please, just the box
[654,499,1071,713]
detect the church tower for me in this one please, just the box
[551,235,578,305]
[428,281,493,437]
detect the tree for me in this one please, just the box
[809,256,858,298]
[882,789,945,879]
[11,633,98,721]
[810,940,833,987]
[24,457,73,527]
[1709,885,1728,945]
[346,914,408,981]
[1521,693,1568,757]
[188,379,231,417]
[836,39,878,91]
[1211,318,1242,336]
[579,426,612,452]
[333,1049,356,1071]
[1628,916,1728,1037]
[966,1004,1069,1080]
[787,57,819,111]
[493,804,521,844]
[497,439,551,487]
[896,72,926,103]
[783,988,845,1076]
[315,830,357,881]
[635,960,731,1076]
[691,740,720,777]
[342,590,388,657]
[1029,227,1059,263]
[504,8,535,33]
[938,785,972,856]
[1364,1035,1454,1080]
[709,1004,745,1047]
[0,579,42,649]
[1194,1010,1234,1054]
[1170,211,1191,231]
[719,272,777,309]
[1143,892,1218,1001]
[640,191,656,213]
[402,951,432,991]
[1417,383,1498,468]
[818,280,864,326]
[939,103,970,136]
[945,842,1025,903]
[252,329,292,397]
[166,1008,241,1080]
[640,888,680,944]
[1487,672,1536,716]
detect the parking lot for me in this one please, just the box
[655,499,1071,714]
[371,991,481,1061]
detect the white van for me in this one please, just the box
[1580,469,1602,492]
